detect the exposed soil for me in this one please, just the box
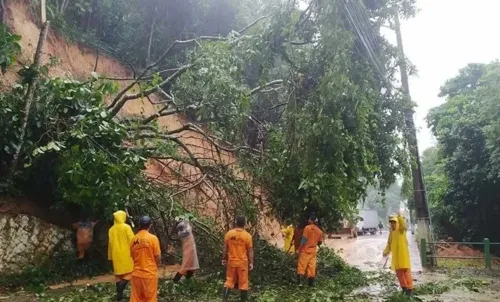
[2,0,282,241]
[436,242,484,258]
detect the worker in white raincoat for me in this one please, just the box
[173,220,200,282]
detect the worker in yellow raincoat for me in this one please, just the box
[383,213,413,296]
[108,210,135,301]
[281,222,295,253]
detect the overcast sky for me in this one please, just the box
[389,0,500,151]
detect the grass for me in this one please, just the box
[0,251,111,293]
[437,258,485,269]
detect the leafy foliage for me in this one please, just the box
[425,61,500,242]
[0,74,153,216]
[0,251,110,292]
[7,0,416,229]
[37,242,368,302]
[0,24,21,74]
[241,1,410,229]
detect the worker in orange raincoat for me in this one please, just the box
[108,210,135,301]
[296,215,323,287]
[172,219,199,282]
[383,213,413,296]
[222,216,254,302]
[130,216,161,302]
[281,222,295,253]
[73,219,99,260]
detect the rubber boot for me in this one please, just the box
[173,272,183,283]
[116,280,128,301]
[406,288,412,296]
[240,290,248,302]
[308,277,315,287]
[222,287,230,302]
[296,274,301,285]
[186,271,194,279]
[115,282,121,301]
[401,288,408,295]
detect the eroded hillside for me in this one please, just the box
[2,0,280,243]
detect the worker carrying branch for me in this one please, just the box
[296,214,323,287]
[383,213,413,296]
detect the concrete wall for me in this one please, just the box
[0,214,73,273]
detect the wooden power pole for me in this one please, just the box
[393,9,435,266]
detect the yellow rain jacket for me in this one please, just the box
[108,210,135,275]
[281,225,295,253]
[383,215,411,270]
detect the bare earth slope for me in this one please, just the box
[2,0,281,244]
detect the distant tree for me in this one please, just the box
[361,183,403,224]
[426,61,500,242]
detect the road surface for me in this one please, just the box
[326,230,422,273]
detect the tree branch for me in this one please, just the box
[287,40,318,45]
[93,49,99,72]
[169,123,259,154]
[88,41,137,78]
[169,174,207,199]
[100,68,182,81]
[142,107,183,124]
[145,14,157,67]
[250,80,284,95]
[108,65,192,117]
[238,15,269,34]
[107,36,225,111]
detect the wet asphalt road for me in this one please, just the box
[326,231,422,272]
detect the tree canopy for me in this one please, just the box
[425,61,500,242]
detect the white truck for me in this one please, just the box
[359,209,378,235]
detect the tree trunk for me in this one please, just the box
[0,0,6,24]
[7,22,50,179]
[145,15,157,68]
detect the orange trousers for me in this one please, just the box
[224,265,249,290]
[130,276,158,302]
[297,252,317,278]
[396,269,413,290]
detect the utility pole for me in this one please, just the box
[393,9,435,266]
